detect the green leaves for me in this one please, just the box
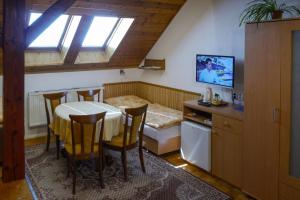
[239,0,300,26]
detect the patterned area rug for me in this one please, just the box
[25,144,230,200]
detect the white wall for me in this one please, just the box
[139,0,247,101]
[25,68,142,138]
[0,68,142,139]
[25,68,140,93]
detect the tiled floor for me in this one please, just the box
[0,137,252,200]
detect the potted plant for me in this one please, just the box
[240,0,300,26]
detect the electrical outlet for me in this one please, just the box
[120,69,125,76]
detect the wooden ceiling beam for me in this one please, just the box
[142,0,185,5]
[25,0,75,47]
[29,0,182,9]
[28,0,180,17]
[25,63,138,74]
[64,15,93,64]
[2,0,25,182]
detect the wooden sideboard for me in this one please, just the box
[183,100,243,188]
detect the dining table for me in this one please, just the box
[53,101,122,144]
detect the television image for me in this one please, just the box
[196,54,235,88]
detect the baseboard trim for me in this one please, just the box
[25,135,54,147]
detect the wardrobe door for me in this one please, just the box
[243,22,281,200]
[279,20,300,200]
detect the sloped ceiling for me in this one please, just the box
[24,0,187,73]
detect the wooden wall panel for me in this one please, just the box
[103,81,200,111]
[103,81,139,100]
[137,82,200,111]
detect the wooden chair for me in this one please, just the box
[103,104,148,181]
[66,112,106,195]
[43,92,68,159]
[77,89,101,102]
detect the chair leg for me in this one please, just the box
[72,159,76,195]
[99,153,104,188]
[46,128,51,151]
[121,150,128,182]
[139,146,146,173]
[56,135,60,160]
[95,158,99,172]
[67,155,70,178]
[102,149,105,169]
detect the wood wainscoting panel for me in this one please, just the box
[103,81,140,100]
[103,81,200,111]
[137,82,200,111]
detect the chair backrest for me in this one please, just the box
[77,89,101,102]
[123,104,148,147]
[43,92,68,125]
[69,112,106,157]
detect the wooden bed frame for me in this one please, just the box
[143,135,181,155]
[103,81,199,155]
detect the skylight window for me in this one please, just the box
[82,16,119,48]
[108,18,134,49]
[26,12,134,55]
[62,16,82,48]
[28,12,69,48]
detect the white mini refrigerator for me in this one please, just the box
[180,121,211,172]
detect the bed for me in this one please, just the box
[105,95,182,155]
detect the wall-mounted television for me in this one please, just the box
[196,54,235,88]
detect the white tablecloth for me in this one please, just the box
[54,101,122,142]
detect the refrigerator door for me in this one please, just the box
[181,121,211,171]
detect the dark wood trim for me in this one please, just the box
[3,0,26,182]
[80,47,105,52]
[64,15,94,64]
[103,81,140,86]
[26,47,60,52]
[30,0,182,17]
[26,0,76,47]
[25,64,137,74]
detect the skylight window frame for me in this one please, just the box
[26,13,72,52]
[80,17,121,51]
[25,12,133,54]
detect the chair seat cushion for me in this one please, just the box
[65,143,100,158]
[104,129,137,148]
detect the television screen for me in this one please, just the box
[196,55,235,88]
